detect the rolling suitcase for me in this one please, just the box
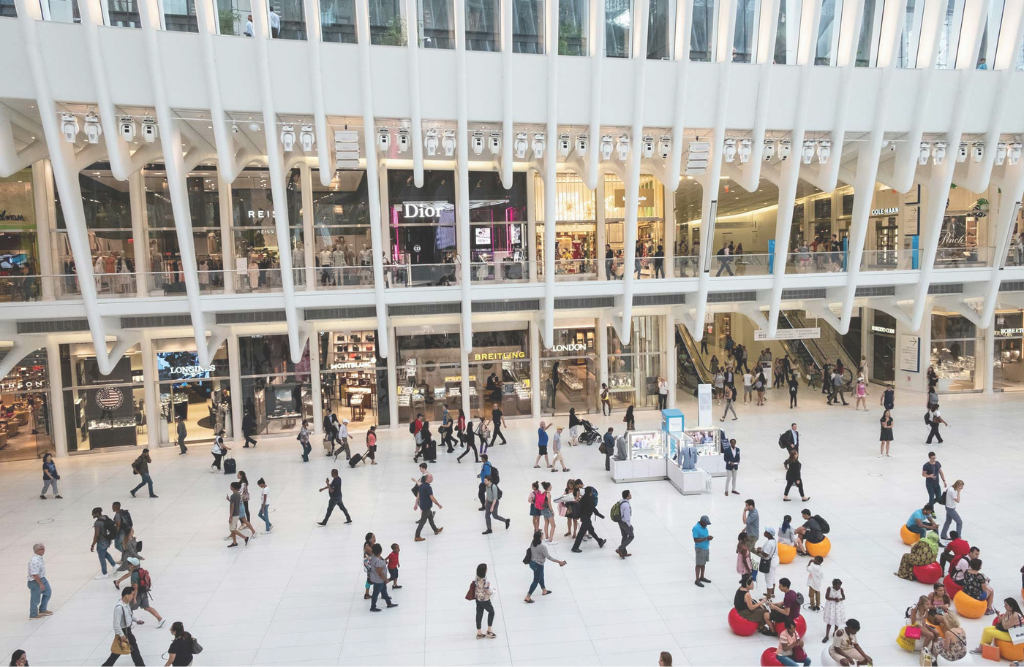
[425,440,437,462]
[223,457,236,475]
[348,453,362,468]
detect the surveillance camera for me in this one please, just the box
[489,131,501,155]
[83,112,102,144]
[424,128,439,156]
[816,140,831,165]
[995,141,1007,166]
[723,138,736,163]
[919,142,931,166]
[514,132,528,159]
[442,130,456,157]
[738,138,752,163]
[801,140,815,165]
[658,136,671,160]
[377,127,391,153]
[471,131,485,156]
[616,134,630,161]
[971,141,984,163]
[532,133,545,160]
[575,134,588,158]
[231,123,239,134]
[397,128,410,153]
[777,139,791,161]
[600,135,613,161]
[932,141,947,165]
[641,135,654,159]
[61,113,79,144]
[763,139,775,161]
[558,133,571,158]
[141,118,158,143]
[957,141,968,163]
[299,125,314,152]
[280,124,296,152]
[1009,142,1022,166]
[119,117,136,142]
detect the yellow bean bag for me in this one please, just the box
[953,591,987,619]
[807,537,831,558]
[901,524,921,545]
[778,543,796,564]
[896,625,920,652]
[997,639,1024,662]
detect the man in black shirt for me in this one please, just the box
[414,474,443,541]
[605,244,614,280]
[653,245,665,278]
[490,403,507,446]
[317,469,351,525]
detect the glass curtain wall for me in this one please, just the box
[312,169,373,287]
[733,0,756,62]
[993,311,1024,391]
[0,348,53,463]
[930,313,979,392]
[156,341,231,444]
[319,329,389,426]
[559,0,587,55]
[607,316,663,409]
[60,345,146,453]
[231,168,303,292]
[605,0,631,57]
[466,0,499,50]
[855,0,876,66]
[387,169,458,286]
[469,325,532,418]
[396,328,462,423]
[690,0,716,61]
[468,172,528,282]
[513,0,544,52]
[534,173,597,278]
[603,173,665,279]
[896,0,918,67]
[321,0,357,41]
[815,0,840,65]
[0,170,42,302]
[273,0,308,39]
[419,0,455,48]
[239,335,312,434]
[647,0,670,59]
[370,0,405,44]
[163,0,198,31]
[541,323,598,415]
[108,0,142,26]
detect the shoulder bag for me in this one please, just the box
[465,580,477,601]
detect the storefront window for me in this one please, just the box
[396,328,462,423]
[540,322,598,415]
[312,169,374,287]
[470,325,531,418]
[319,329,389,426]
[936,212,983,266]
[993,311,1024,391]
[0,169,41,302]
[871,311,896,383]
[607,316,663,409]
[231,168,304,292]
[387,170,459,287]
[535,172,597,279]
[53,166,136,298]
[468,172,528,283]
[0,348,53,462]
[60,345,146,453]
[144,168,224,294]
[239,335,312,434]
[604,173,665,279]
[930,312,978,392]
[155,340,231,444]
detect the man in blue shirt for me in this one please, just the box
[603,427,615,471]
[692,515,713,587]
[477,455,492,511]
[906,504,939,537]
[413,474,443,541]
[534,421,552,468]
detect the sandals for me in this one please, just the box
[476,633,485,639]
[486,631,496,638]
[542,590,552,595]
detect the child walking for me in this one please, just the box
[387,543,402,590]
[806,555,824,611]
[821,578,847,643]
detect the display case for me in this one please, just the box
[681,427,725,475]
[627,430,666,460]
[611,430,667,482]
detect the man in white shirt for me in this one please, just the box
[549,426,570,473]
[103,588,144,665]
[335,418,351,461]
[754,527,779,598]
[615,490,633,558]
[27,543,51,619]
[268,7,281,37]
[244,14,254,36]
[742,371,753,403]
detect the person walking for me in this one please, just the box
[102,588,145,666]
[692,516,713,587]
[941,480,964,539]
[40,453,61,499]
[567,407,582,444]
[489,403,507,447]
[236,471,258,538]
[322,407,339,456]
[550,426,570,472]
[472,563,496,639]
[923,451,947,506]
[476,455,492,511]
[723,438,740,496]
[165,621,195,666]
[175,416,187,454]
[242,407,257,448]
[367,544,398,612]
[91,507,118,579]
[755,370,767,405]
[481,475,510,534]
[534,421,552,468]
[570,485,606,552]
[742,370,753,404]
[129,449,157,498]
[624,404,635,431]
[364,424,378,464]
[783,450,810,502]
[256,477,272,532]
[318,469,353,525]
[614,490,634,558]
[335,418,352,460]
[602,426,615,471]
[210,434,228,472]
[113,557,164,628]
[298,420,312,462]
[524,530,566,603]
[781,422,800,454]
[457,417,480,463]
[226,482,249,547]
[788,372,799,408]
[828,370,848,406]
[854,377,869,411]
[720,384,738,421]
[539,481,557,542]
[925,406,949,444]
[27,544,51,619]
[413,473,443,541]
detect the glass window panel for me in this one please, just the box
[0,0,17,17]
[896,0,917,67]
[419,0,455,48]
[370,0,406,44]
[647,0,670,59]
[815,0,839,65]
[935,0,957,68]
[733,0,755,62]
[690,0,715,61]
[107,0,141,25]
[774,0,787,63]
[271,0,307,39]
[163,0,197,31]
[321,0,357,42]
[513,0,544,53]
[605,0,631,57]
[466,0,499,51]
[855,0,875,66]
[215,0,242,34]
[46,0,80,23]
[558,0,587,55]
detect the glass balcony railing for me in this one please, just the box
[538,258,597,280]
[709,253,772,277]
[1006,245,1024,267]
[384,262,460,288]
[674,256,699,278]
[860,250,914,271]
[469,261,530,283]
[934,246,995,269]
[785,251,847,274]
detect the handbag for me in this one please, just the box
[191,637,204,654]
[465,581,476,601]
[919,649,934,666]
[1009,625,1024,645]
[904,626,922,640]
[758,555,771,574]
[981,644,1000,661]
[111,635,132,655]
[523,547,532,565]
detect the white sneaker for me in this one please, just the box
[94,573,109,580]
[156,619,166,628]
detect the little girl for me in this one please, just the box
[737,531,757,582]
[806,555,824,611]
[822,578,848,643]
[854,378,869,411]
[363,533,376,601]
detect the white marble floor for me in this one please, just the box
[1,387,1022,666]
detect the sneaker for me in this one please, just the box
[94,573,109,580]
[694,580,704,587]
[156,619,166,628]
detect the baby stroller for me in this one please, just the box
[577,419,601,446]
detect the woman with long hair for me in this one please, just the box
[472,563,496,639]
[236,471,257,538]
[778,515,795,546]
[524,530,566,603]
[364,425,378,465]
[540,482,557,543]
[560,480,580,539]
[972,598,1024,655]
[736,531,754,580]
[941,479,964,539]
[528,482,542,533]
[9,650,28,666]
[456,409,467,447]
[164,622,194,666]
[783,450,809,502]
[879,410,893,458]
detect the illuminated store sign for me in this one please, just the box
[473,351,526,362]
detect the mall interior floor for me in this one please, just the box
[0,386,1020,665]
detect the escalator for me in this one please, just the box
[777,311,856,385]
[675,325,714,395]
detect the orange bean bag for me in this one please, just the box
[913,562,942,584]
[728,608,760,636]
[997,639,1024,662]
[807,537,831,558]
[943,575,962,597]
[778,543,796,564]
[774,614,807,638]
[901,524,921,545]
[953,590,986,619]
[761,648,783,666]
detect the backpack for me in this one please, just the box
[409,420,417,434]
[489,466,500,485]
[938,489,948,505]
[533,491,546,511]
[131,456,142,475]
[136,567,152,593]
[523,547,533,565]
[497,486,503,500]
[100,516,118,542]
[586,486,599,508]
[119,509,134,533]
[813,515,830,534]
[924,411,932,425]
[610,500,623,523]
[778,432,790,449]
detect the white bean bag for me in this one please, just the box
[820,647,840,666]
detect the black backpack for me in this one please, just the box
[924,411,932,425]
[100,516,118,542]
[813,514,830,534]
[778,432,789,449]
[119,509,134,533]
[409,420,417,434]
[489,466,500,485]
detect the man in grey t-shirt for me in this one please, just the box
[742,500,759,551]
[368,543,397,612]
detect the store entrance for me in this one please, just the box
[159,381,229,444]
[541,358,598,416]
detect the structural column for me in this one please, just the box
[218,170,235,293]
[665,310,676,408]
[129,172,149,297]
[983,325,994,394]
[663,184,675,277]
[45,339,68,457]
[31,161,55,301]
[387,325,398,428]
[227,333,243,442]
[139,333,160,448]
[596,175,607,279]
[299,162,316,290]
[309,325,323,433]
[530,318,541,418]
[527,173,538,281]
[597,312,609,391]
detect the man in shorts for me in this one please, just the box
[534,421,552,468]
[550,426,570,473]
[227,482,249,547]
[692,515,712,587]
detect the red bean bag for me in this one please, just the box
[774,614,807,638]
[913,562,942,585]
[761,648,783,666]
[728,608,760,636]
[943,574,962,597]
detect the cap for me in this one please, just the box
[342,419,349,424]
[765,527,776,536]
[127,557,140,566]
[699,515,711,525]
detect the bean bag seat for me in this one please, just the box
[913,562,942,584]
[953,590,986,619]
[997,639,1024,662]
[807,537,831,558]
[760,648,783,666]
[943,574,963,597]
[728,608,760,636]
[774,615,807,639]
[901,524,921,545]
[820,646,840,666]
[896,625,922,652]
[941,653,975,666]
[778,543,796,564]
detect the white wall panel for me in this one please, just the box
[100,29,156,105]
[37,23,96,104]
[465,57,504,123]
[214,40,269,112]
[159,33,211,111]
[417,50,461,120]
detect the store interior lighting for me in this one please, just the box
[641,135,654,159]
[84,113,102,144]
[532,133,545,160]
[119,116,136,142]
[658,136,670,160]
[738,138,751,163]
[932,140,946,165]
[442,130,456,157]
[576,134,588,157]
[817,139,831,164]
[141,118,158,143]
[514,132,528,159]
[488,131,501,155]
[615,134,630,161]
[61,113,79,143]
[280,124,296,152]
[995,141,1007,165]
[424,128,439,156]
[972,141,984,163]
[300,125,315,152]
[723,138,736,163]
[919,141,931,166]
[599,134,613,161]
[777,139,791,161]
[763,139,775,161]
[377,127,391,153]
[471,130,485,156]
[1009,142,1022,165]
[397,128,410,153]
